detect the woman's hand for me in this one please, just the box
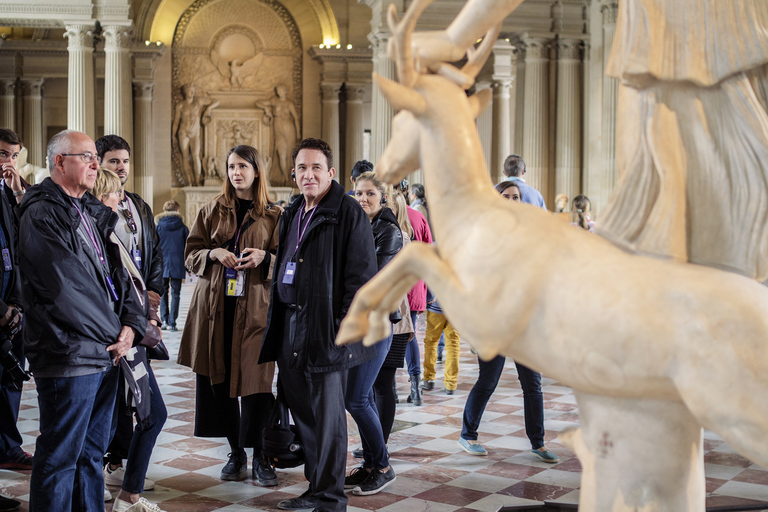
[210,248,238,268]
[235,248,266,270]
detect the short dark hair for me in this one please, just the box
[95,134,131,160]
[350,160,373,181]
[503,154,526,177]
[292,138,333,169]
[0,129,21,148]
[494,180,521,195]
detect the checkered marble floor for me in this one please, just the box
[1,283,767,511]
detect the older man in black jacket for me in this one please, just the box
[260,138,377,512]
[19,130,146,512]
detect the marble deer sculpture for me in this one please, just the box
[336,1,768,510]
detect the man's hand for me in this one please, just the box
[235,248,266,270]
[107,326,135,364]
[0,307,22,339]
[210,248,238,268]
[2,163,22,202]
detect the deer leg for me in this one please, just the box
[337,242,463,347]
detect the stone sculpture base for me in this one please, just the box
[561,392,705,512]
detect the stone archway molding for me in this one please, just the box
[145,0,339,48]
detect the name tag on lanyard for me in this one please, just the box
[132,249,142,270]
[1,248,11,271]
[282,261,296,285]
[225,267,245,297]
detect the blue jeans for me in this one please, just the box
[122,364,167,494]
[160,277,182,327]
[461,356,545,450]
[345,329,392,469]
[31,368,118,512]
[405,311,421,378]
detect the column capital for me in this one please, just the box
[601,2,619,24]
[64,24,95,49]
[320,83,342,101]
[103,25,133,49]
[345,83,366,102]
[556,39,584,61]
[21,79,44,96]
[492,78,514,89]
[1,81,16,97]
[520,37,551,61]
[133,80,154,99]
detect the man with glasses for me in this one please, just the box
[19,129,145,511]
[95,134,164,502]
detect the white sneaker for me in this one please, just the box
[113,496,166,512]
[104,483,112,502]
[104,465,155,490]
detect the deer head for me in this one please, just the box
[374,0,500,185]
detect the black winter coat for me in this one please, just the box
[124,191,163,294]
[18,178,147,377]
[0,185,21,317]
[259,180,378,372]
[370,207,403,271]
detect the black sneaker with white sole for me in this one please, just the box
[352,467,395,496]
[344,466,370,489]
[254,459,278,486]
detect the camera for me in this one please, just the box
[0,338,30,390]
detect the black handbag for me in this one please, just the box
[262,378,305,469]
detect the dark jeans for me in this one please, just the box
[31,368,118,512]
[345,329,392,470]
[121,365,167,494]
[461,356,545,450]
[405,310,421,378]
[278,309,348,512]
[0,332,24,461]
[372,367,397,443]
[159,277,182,327]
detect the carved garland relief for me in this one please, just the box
[171,0,303,187]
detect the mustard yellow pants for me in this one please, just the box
[422,311,461,390]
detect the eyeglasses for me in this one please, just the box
[61,152,97,163]
[119,204,138,234]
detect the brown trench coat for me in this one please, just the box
[177,194,281,397]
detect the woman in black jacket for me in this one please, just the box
[344,171,403,496]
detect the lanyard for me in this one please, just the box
[71,200,108,269]
[232,205,254,254]
[119,199,139,250]
[294,203,317,254]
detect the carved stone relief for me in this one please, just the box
[171,0,302,187]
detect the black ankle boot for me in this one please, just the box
[409,377,422,406]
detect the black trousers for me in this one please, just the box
[278,309,348,512]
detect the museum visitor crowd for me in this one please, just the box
[0,127,595,512]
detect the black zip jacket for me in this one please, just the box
[124,191,163,295]
[371,207,404,323]
[259,181,378,372]
[18,178,146,377]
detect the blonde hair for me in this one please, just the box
[92,168,121,202]
[355,171,393,210]
[391,190,414,239]
[163,200,180,212]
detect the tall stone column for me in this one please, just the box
[370,32,396,165]
[133,81,154,202]
[21,79,44,168]
[0,81,16,132]
[345,83,366,182]
[555,38,583,204]
[320,83,342,174]
[490,39,515,182]
[521,37,551,202]
[65,25,95,138]
[601,3,619,192]
[104,26,133,148]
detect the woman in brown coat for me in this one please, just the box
[177,145,281,486]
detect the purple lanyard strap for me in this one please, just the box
[295,203,317,254]
[71,200,108,270]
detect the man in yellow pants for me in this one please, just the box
[422,290,460,395]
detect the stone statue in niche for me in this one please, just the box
[335,1,768,511]
[173,84,220,186]
[255,84,300,186]
[204,155,223,186]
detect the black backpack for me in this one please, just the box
[262,379,305,469]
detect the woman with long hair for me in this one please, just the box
[93,168,168,512]
[344,171,402,495]
[571,194,595,232]
[178,145,281,485]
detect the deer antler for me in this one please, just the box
[386,0,437,87]
[427,23,503,90]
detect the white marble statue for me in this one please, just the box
[18,147,48,185]
[336,1,768,510]
[173,84,219,186]
[255,85,300,187]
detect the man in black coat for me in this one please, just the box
[19,129,145,512]
[95,134,164,493]
[260,138,377,512]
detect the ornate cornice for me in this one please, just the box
[309,46,373,64]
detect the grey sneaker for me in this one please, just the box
[458,437,487,456]
[532,447,559,463]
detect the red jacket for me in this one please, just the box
[406,206,432,311]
